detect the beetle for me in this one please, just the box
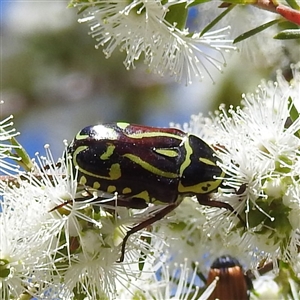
[67,122,241,261]
[206,255,252,300]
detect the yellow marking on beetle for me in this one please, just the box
[100,144,115,160]
[199,157,217,166]
[150,198,170,205]
[132,190,150,202]
[154,148,178,158]
[123,153,178,178]
[79,175,87,185]
[178,170,225,194]
[93,181,101,189]
[126,131,184,140]
[107,185,117,193]
[75,132,89,140]
[117,122,130,130]
[122,187,132,194]
[179,137,192,177]
[109,163,122,179]
[73,145,88,155]
[73,146,122,180]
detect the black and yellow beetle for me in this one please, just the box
[67,122,239,261]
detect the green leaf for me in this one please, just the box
[165,3,188,30]
[220,0,256,4]
[287,96,300,138]
[285,0,300,10]
[138,235,151,271]
[76,5,90,14]
[0,259,10,278]
[138,254,145,272]
[274,29,300,39]
[234,19,280,43]
[288,96,299,122]
[10,137,34,171]
[200,4,236,36]
[278,20,300,32]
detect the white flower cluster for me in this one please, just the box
[1,64,300,298]
[0,115,22,175]
[0,133,160,298]
[71,0,234,83]
[175,62,300,273]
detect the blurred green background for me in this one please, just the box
[1,0,298,158]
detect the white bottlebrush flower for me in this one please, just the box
[195,2,297,69]
[251,274,281,300]
[0,115,22,175]
[179,62,300,271]
[0,204,50,298]
[0,142,161,298]
[154,195,257,269]
[250,262,300,300]
[155,197,209,263]
[71,0,235,83]
[117,257,207,299]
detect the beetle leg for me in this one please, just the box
[235,183,247,195]
[118,202,179,262]
[197,194,245,225]
[49,200,73,212]
[101,197,148,209]
[49,187,95,212]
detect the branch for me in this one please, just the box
[276,4,300,25]
[253,0,300,25]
